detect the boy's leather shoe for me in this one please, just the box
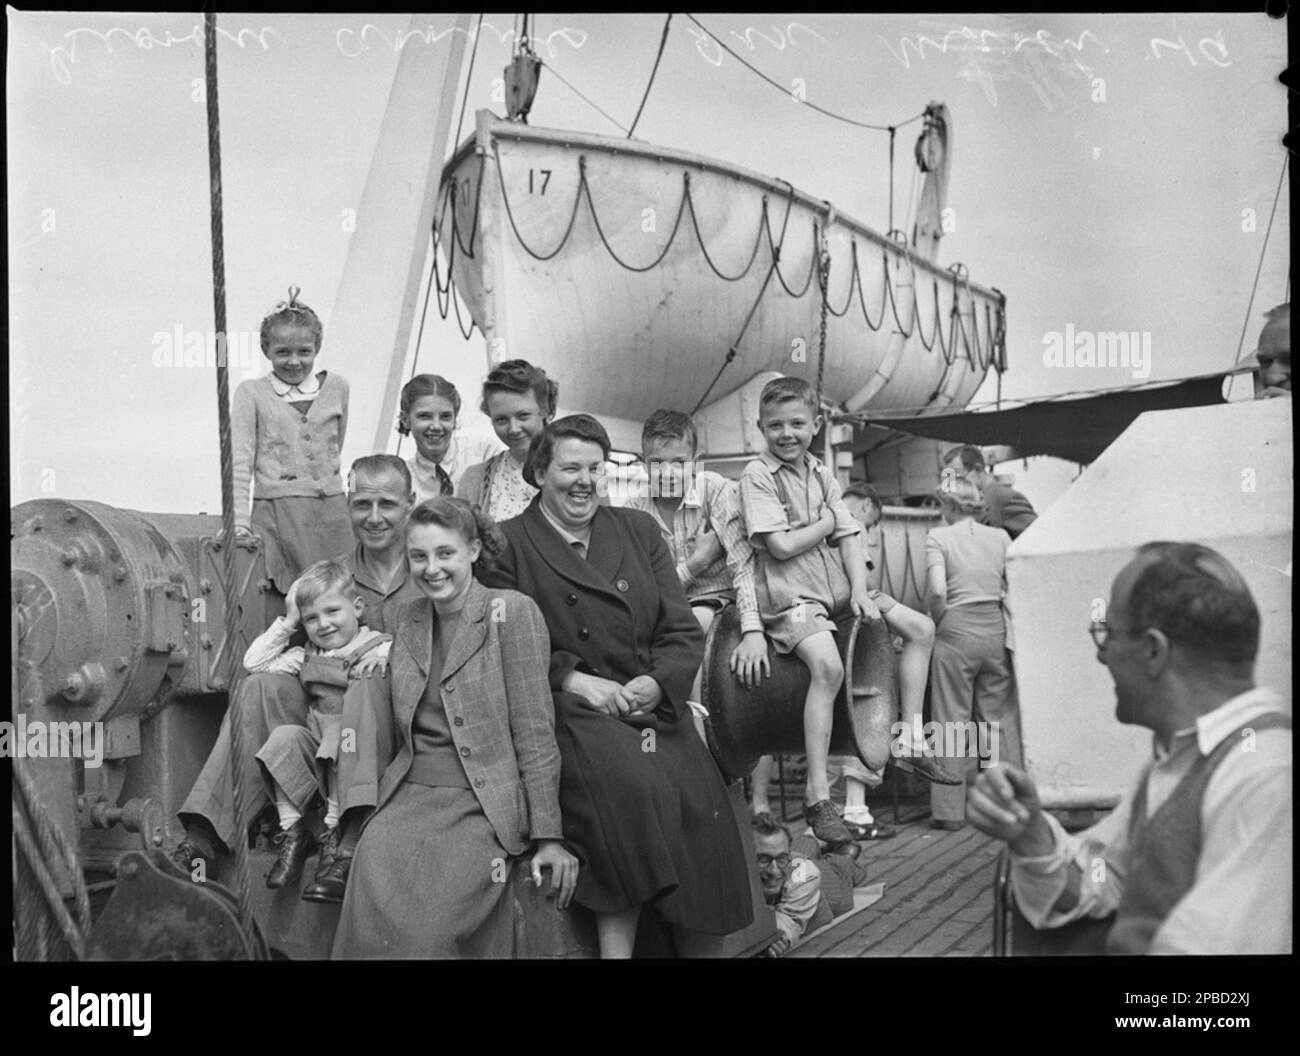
[301,850,352,904]
[266,820,315,889]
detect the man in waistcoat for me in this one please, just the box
[968,541,1291,954]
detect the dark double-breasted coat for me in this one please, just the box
[481,497,753,934]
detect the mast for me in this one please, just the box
[322,13,473,463]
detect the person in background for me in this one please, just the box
[231,287,354,595]
[1253,302,1290,398]
[970,542,1291,954]
[941,446,1037,540]
[837,482,953,836]
[457,359,558,521]
[925,477,1022,831]
[398,374,500,501]
[842,483,885,589]
[627,409,771,731]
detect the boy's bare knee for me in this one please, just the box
[806,650,844,687]
[890,606,934,647]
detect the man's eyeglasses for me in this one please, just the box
[1089,620,1155,649]
[755,853,791,869]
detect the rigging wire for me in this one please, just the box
[453,13,486,151]
[537,57,629,133]
[202,10,259,955]
[1232,154,1288,364]
[628,14,674,138]
[394,234,442,459]
[685,13,926,134]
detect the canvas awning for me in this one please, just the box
[845,368,1250,464]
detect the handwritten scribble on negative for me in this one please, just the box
[41,23,281,85]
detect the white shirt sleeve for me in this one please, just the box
[242,617,306,675]
[1010,801,1130,928]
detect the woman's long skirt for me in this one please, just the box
[331,783,515,958]
[553,693,753,935]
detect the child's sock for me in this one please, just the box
[276,801,302,831]
[324,769,340,830]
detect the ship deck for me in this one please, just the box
[765,772,1002,959]
[793,811,999,958]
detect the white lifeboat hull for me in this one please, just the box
[437,111,1005,424]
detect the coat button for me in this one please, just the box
[453,716,464,726]
[616,579,629,592]
[302,433,311,440]
[474,778,485,789]
[460,746,471,757]
[566,593,578,606]
[578,628,590,641]
[445,682,455,693]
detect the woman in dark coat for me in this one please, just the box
[480,415,754,957]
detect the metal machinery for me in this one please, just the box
[11,499,280,956]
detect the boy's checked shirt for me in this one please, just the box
[626,468,763,635]
[740,449,860,615]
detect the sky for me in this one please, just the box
[7,11,1289,516]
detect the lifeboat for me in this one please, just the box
[435,107,1006,432]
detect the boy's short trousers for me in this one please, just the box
[868,589,897,616]
[763,590,897,654]
[688,593,730,613]
[763,599,838,654]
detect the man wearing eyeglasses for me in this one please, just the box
[968,541,1292,954]
[753,812,823,957]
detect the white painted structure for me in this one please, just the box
[438,110,1004,454]
[1007,398,1293,809]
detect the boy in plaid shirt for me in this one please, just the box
[627,410,771,722]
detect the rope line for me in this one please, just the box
[436,143,1006,393]
[685,14,926,134]
[690,186,798,413]
[628,14,673,138]
[452,13,486,152]
[204,11,259,954]
[1233,154,1288,364]
[537,57,629,134]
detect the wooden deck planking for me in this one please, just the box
[791,819,1001,958]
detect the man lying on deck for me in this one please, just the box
[753,813,868,957]
[967,542,1292,954]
